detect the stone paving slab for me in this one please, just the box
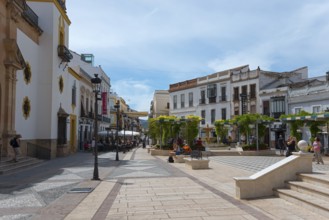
[4,147,328,219]
[63,148,328,219]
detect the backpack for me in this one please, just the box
[10,138,15,146]
[168,156,174,163]
[10,138,18,147]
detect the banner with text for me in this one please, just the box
[102,92,107,115]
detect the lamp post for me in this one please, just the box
[123,114,126,147]
[114,100,120,161]
[91,74,102,180]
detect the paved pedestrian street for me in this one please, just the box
[210,155,329,173]
[1,148,329,220]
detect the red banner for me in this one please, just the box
[102,92,107,115]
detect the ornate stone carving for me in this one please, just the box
[24,62,32,84]
[4,39,26,70]
[22,96,31,119]
[59,75,64,93]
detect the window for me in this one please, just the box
[207,84,217,98]
[221,108,226,120]
[189,92,193,107]
[72,81,76,106]
[200,90,206,104]
[201,110,206,125]
[295,107,302,114]
[220,86,226,101]
[250,105,256,114]
[250,84,256,99]
[271,96,285,119]
[313,106,321,113]
[242,85,247,95]
[173,95,177,109]
[211,109,216,124]
[263,101,270,116]
[233,87,239,101]
[181,94,185,108]
[86,98,89,113]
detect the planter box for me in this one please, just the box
[174,154,187,163]
[184,158,210,169]
[150,149,171,156]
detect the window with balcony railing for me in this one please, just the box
[173,95,177,109]
[219,96,227,102]
[189,92,193,107]
[181,94,185,108]
[271,96,285,119]
[250,84,256,99]
[201,110,206,125]
[208,97,216,103]
[58,45,73,62]
[233,87,239,101]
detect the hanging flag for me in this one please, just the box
[102,92,107,115]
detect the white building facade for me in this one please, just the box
[15,0,76,159]
[169,65,310,143]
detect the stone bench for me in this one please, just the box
[183,158,210,169]
[173,154,187,163]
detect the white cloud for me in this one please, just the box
[111,79,153,112]
[66,0,329,111]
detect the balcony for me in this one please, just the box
[22,4,39,27]
[272,112,285,119]
[208,97,217,104]
[58,45,73,62]
[199,99,206,105]
[233,94,239,101]
[218,96,227,102]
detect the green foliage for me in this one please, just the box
[180,115,201,146]
[232,113,274,144]
[280,111,327,141]
[148,118,159,143]
[214,120,229,143]
[148,115,200,148]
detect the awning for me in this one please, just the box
[281,113,329,122]
[119,130,140,136]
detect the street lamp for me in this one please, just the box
[114,100,120,161]
[123,114,126,147]
[91,74,102,180]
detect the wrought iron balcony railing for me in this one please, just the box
[22,4,39,27]
[199,99,206,105]
[58,45,73,62]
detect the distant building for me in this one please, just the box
[169,65,308,143]
[149,90,169,118]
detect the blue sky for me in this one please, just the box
[66,0,329,112]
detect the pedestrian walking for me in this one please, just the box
[278,135,285,156]
[285,136,296,157]
[10,135,21,162]
[313,137,324,164]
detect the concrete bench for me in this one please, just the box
[173,154,187,163]
[191,150,202,159]
[183,158,210,169]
